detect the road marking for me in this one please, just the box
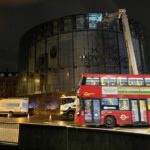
[144,128,150,133]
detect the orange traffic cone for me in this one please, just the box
[27,113,30,120]
[49,114,52,121]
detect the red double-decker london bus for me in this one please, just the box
[74,74,150,127]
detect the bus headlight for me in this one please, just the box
[76,111,80,116]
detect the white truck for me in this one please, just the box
[0,98,29,116]
[60,95,79,120]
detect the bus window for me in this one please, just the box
[101,77,116,86]
[86,77,92,85]
[101,98,118,110]
[86,77,100,85]
[145,78,150,86]
[128,78,144,86]
[101,77,109,86]
[147,98,150,110]
[136,78,144,86]
[109,78,117,86]
[80,77,86,85]
[119,99,129,110]
[117,77,127,86]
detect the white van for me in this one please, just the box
[0,98,29,116]
[60,95,79,120]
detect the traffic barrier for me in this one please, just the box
[19,124,67,150]
[18,123,150,150]
[0,122,19,144]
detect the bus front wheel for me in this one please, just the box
[104,116,116,128]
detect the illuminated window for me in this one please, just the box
[128,78,144,86]
[119,99,129,110]
[88,13,102,29]
[101,98,118,106]
[145,78,150,86]
[101,77,116,86]
[86,77,100,85]
[109,78,117,86]
[101,77,109,86]
[147,98,150,110]
[117,77,128,86]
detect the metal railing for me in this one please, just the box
[0,122,19,144]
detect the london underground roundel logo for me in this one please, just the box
[120,114,127,120]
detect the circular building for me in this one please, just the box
[17,12,146,96]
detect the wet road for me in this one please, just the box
[0,114,78,127]
[1,115,150,135]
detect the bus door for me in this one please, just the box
[84,99,101,123]
[131,99,148,124]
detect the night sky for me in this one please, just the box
[0,0,150,72]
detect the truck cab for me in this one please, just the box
[60,95,79,120]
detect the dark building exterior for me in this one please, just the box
[17,13,147,96]
[0,72,18,98]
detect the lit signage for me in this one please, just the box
[102,87,150,95]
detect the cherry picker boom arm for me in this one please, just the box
[103,9,138,74]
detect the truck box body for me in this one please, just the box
[0,98,29,116]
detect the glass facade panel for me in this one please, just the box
[47,36,58,92]
[88,13,102,29]
[74,31,88,67]
[76,15,85,29]
[64,18,72,31]
[28,45,35,73]
[118,33,129,73]
[132,38,142,73]
[18,13,146,96]
[53,21,58,34]
[46,22,53,37]
[59,33,73,67]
